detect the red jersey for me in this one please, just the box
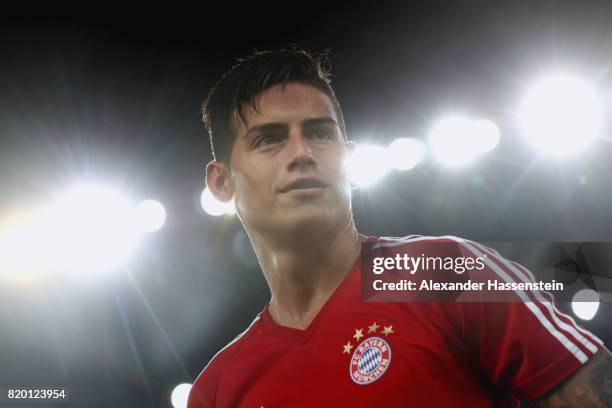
[188,235,603,407]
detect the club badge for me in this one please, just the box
[342,322,394,385]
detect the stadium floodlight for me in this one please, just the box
[0,213,48,275]
[429,117,501,166]
[429,117,476,166]
[387,138,426,171]
[135,200,166,232]
[518,74,603,156]
[471,119,501,153]
[42,185,143,274]
[170,383,192,408]
[0,184,144,277]
[571,288,600,321]
[346,144,391,187]
[200,188,236,216]
[0,186,148,277]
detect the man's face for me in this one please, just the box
[227,82,352,236]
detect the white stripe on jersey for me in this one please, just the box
[510,257,603,347]
[467,240,603,352]
[446,236,591,363]
[370,234,600,364]
[377,235,421,241]
[371,235,424,249]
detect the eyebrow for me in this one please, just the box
[302,117,339,128]
[243,116,339,139]
[243,123,287,139]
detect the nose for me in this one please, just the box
[286,131,317,172]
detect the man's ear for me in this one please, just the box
[205,160,234,202]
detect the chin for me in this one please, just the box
[283,202,348,230]
[288,206,331,223]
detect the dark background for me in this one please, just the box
[1,2,611,406]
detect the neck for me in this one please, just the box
[247,217,363,330]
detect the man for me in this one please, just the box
[188,47,611,407]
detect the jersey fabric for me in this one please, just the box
[188,235,603,407]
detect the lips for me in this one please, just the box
[279,177,329,193]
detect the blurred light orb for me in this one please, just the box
[429,117,478,166]
[429,117,500,166]
[170,383,192,408]
[135,200,166,232]
[45,184,142,274]
[519,74,603,156]
[346,144,391,187]
[387,138,426,171]
[201,188,235,216]
[0,184,149,278]
[571,289,600,320]
[471,119,501,153]
[0,214,47,274]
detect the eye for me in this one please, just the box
[309,127,335,140]
[254,132,285,148]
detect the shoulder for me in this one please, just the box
[187,314,262,408]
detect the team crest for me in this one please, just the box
[342,322,394,385]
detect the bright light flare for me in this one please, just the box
[471,119,500,153]
[135,200,166,232]
[387,138,426,171]
[346,144,391,187]
[0,213,49,275]
[201,188,235,216]
[44,185,142,274]
[171,383,192,408]
[429,117,500,166]
[0,184,144,278]
[519,74,603,156]
[571,289,600,321]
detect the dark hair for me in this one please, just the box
[201,46,347,163]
